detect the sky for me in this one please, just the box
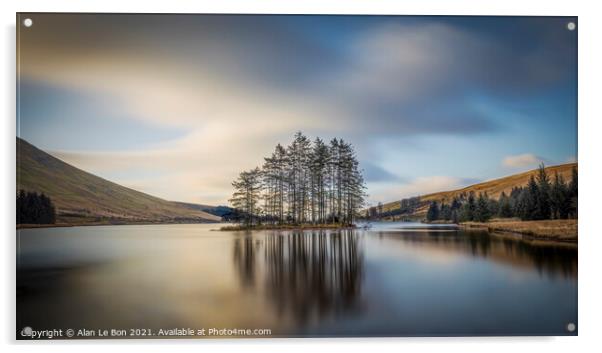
[17,14,577,206]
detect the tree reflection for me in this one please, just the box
[232,230,363,324]
[378,230,577,279]
[232,232,258,287]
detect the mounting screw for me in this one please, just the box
[567,22,576,31]
[567,322,576,332]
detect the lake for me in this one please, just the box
[16,221,577,338]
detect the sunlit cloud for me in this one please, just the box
[502,153,546,169]
[367,176,470,205]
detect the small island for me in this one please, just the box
[222,132,366,231]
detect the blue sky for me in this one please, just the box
[17,14,577,205]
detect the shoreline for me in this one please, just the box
[485,229,577,248]
[459,219,577,244]
[219,224,357,231]
[17,220,222,230]
[18,220,578,246]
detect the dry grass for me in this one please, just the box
[380,163,577,216]
[17,138,221,224]
[461,219,577,242]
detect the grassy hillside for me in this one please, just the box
[173,202,234,217]
[16,138,221,224]
[380,163,577,218]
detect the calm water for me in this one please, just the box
[17,222,577,337]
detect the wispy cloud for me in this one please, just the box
[566,156,577,163]
[18,15,577,205]
[502,153,546,169]
[368,176,472,204]
[363,162,403,183]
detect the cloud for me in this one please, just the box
[322,23,501,136]
[566,156,577,163]
[362,162,402,183]
[502,153,545,168]
[18,15,576,205]
[368,176,471,204]
[320,21,571,137]
[19,16,509,140]
[49,128,287,205]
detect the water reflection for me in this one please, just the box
[16,223,577,337]
[233,230,363,324]
[375,230,577,279]
[233,234,258,287]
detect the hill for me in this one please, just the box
[16,138,221,224]
[378,163,577,219]
[173,202,234,217]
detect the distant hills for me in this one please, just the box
[377,163,578,219]
[173,202,234,217]
[16,138,222,224]
[16,136,577,226]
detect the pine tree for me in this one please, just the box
[550,173,569,219]
[568,166,578,218]
[535,163,551,220]
[229,132,366,227]
[509,186,522,216]
[274,144,288,222]
[39,193,56,224]
[519,176,539,220]
[286,132,312,224]
[229,168,263,226]
[16,189,27,223]
[426,201,439,222]
[498,191,513,218]
[487,195,499,218]
[474,193,492,222]
[451,197,462,212]
[262,150,278,223]
[439,203,451,220]
[310,138,329,223]
[460,192,476,221]
[451,209,459,224]
[16,190,56,224]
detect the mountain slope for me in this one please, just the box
[17,138,221,224]
[173,202,234,217]
[379,163,577,218]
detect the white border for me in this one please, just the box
[3,1,601,352]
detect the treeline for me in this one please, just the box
[229,132,367,226]
[17,189,56,224]
[366,197,421,219]
[426,164,578,223]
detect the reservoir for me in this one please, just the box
[17,221,577,337]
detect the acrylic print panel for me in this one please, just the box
[16,13,578,339]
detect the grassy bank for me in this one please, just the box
[423,220,457,224]
[460,219,577,243]
[219,223,356,231]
